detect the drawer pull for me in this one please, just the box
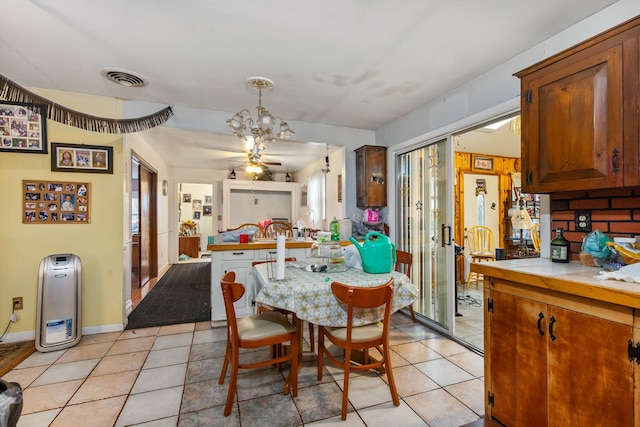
[232,252,245,256]
[537,312,545,336]
[549,316,557,341]
[612,148,619,173]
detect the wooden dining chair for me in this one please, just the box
[530,223,541,253]
[395,249,417,322]
[317,278,400,420]
[227,223,263,235]
[218,272,299,417]
[465,225,496,288]
[252,258,317,353]
[262,221,293,238]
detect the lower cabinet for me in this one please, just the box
[486,280,635,426]
[211,249,255,322]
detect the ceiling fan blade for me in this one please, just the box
[262,161,282,166]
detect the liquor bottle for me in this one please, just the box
[330,217,340,241]
[550,227,570,263]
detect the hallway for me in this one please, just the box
[3,313,484,426]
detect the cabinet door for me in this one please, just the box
[221,261,253,317]
[520,43,623,193]
[355,148,368,208]
[489,290,548,427]
[355,145,387,208]
[547,306,633,427]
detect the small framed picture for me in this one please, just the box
[192,199,202,211]
[203,205,212,216]
[472,156,494,172]
[204,195,212,204]
[182,194,191,203]
[51,143,113,173]
[193,211,201,220]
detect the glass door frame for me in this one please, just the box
[390,136,456,336]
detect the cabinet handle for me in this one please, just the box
[232,252,244,256]
[549,316,557,341]
[612,148,619,173]
[526,170,533,185]
[537,312,545,336]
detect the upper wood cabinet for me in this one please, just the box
[355,145,387,209]
[515,16,640,193]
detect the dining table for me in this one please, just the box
[251,262,419,328]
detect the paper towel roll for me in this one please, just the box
[276,235,286,280]
[340,219,352,240]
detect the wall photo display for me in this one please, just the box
[23,180,90,224]
[0,101,48,154]
[51,142,113,174]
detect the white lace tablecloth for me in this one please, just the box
[252,263,419,327]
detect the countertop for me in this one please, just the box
[471,258,640,309]
[207,239,353,251]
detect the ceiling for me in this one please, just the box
[1,0,620,171]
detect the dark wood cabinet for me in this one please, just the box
[179,234,200,258]
[355,145,387,209]
[486,279,634,427]
[515,16,640,193]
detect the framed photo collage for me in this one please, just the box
[23,180,91,224]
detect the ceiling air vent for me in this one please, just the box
[100,68,147,87]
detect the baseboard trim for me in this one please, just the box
[1,323,124,344]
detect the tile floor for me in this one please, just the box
[3,313,485,426]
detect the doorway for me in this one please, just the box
[177,182,214,262]
[452,114,522,352]
[130,154,159,310]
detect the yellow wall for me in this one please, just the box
[0,89,124,337]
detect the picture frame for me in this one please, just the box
[192,199,202,211]
[472,156,494,172]
[51,142,113,174]
[203,205,212,216]
[204,195,212,204]
[182,194,191,203]
[193,211,201,220]
[0,101,48,154]
[23,180,91,224]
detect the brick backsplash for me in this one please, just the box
[550,188,640,260]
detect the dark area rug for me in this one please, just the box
[126,262,211,330]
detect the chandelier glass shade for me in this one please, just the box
[227,77,295,146]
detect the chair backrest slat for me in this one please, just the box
[394,250,412,279]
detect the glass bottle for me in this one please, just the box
[550,227,570,263]
[330,217,340,241]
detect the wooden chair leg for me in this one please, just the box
[408,304,417,322]
[224,349,240,417]
[308,322,315,352]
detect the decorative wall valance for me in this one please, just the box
[0,74,173,134]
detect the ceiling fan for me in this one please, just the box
[234,150,281,175]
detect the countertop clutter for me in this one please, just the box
[207,239,352,252]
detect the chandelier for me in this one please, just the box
[226,77,295,147]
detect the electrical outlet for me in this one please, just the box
[575,211,592,232]
[12,297,23,310]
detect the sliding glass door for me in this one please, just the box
[396,138,454,330]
